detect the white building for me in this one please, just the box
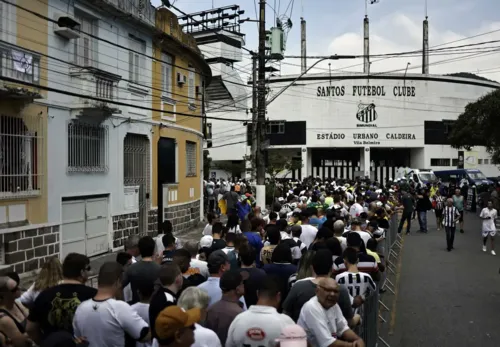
[248,72,500,182]
[46,0,156,258]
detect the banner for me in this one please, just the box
[464,151,479,169]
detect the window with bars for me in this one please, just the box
[67,121,109,173]
[129,36,146,84]
[0,114,44,198]
[123,133,150,186]
[430,158,451,166]
[74,14,96,67]
[188,66,195,106]
[161,52,173,98]
[186,141,196,176]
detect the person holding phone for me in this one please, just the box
[480,200,497,256]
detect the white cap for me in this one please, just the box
[277,324,307,347]
[199,235,213,249]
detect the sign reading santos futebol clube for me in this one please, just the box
[316,85,416,97]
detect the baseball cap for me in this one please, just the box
[219,270,249,292]
[276,324,307,347]
[156,305,201,342]
[207,250,229,272]
[199,235,213,249]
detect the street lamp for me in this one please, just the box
[266,55,356,106]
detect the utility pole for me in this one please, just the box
[255,0,267,208]
[251,54,258,181]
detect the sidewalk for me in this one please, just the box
[20,221,207,289]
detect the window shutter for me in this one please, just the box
[83,37,89,66]
[140,54,145,83]
[161,63,166,93]
[0,3,4,39]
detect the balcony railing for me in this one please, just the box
[0,44,40,97]
[70,68,121,110]
[85,0,155,27]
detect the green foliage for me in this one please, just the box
[449,89,500,164]
[266,152,303,179]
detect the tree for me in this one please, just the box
[265,152,303,204]
[448,89,500,164]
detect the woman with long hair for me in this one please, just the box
[20,257,63,308]
[0,276,31,347]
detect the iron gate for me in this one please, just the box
[124,134,150,234]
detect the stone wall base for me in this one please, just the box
[163,199,201,235]
[112,212,140,248]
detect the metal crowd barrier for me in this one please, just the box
[358,213,403,347]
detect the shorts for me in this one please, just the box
[458,210,464,222]
[482,230,497,237]
[435,209,443,218]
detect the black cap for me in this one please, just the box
[219,270,249,292]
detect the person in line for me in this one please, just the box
[261,226,281,265]
[299,211,318,249]
[333,233,379,281]
[298,278,365,347]
[154,305,200,347]
[226,214,241,234]
[223,186,240,217]
[397,188,414,235]
[197,251,246,308]
[161,233,177,264]
[177,287,221,347]
[244,218,264,266]
[20,257,63,309]
[131,280,155,347]
[238,245,267,308]
[149,264,183,344]
[263,243,297,307]
[453,188,465,233]
[349,196,364,218]
[433,189,445,231]
[480,200,497,255]
[442,198,461,252]
[283,250,358,327]
[27,253,96,344]
[416,189,432,233]
[333,220,348,251]
[210,223,227,251]
[172,249,206,290]
[73,262,150,347]
[183,241,209,279]
[204,270,247,346]
[123,236,162,305]
[236,197,252,222]
[335,248,377,300]
[351,219,372,248]
[125,235,141,263]
[0,276,31,347]
[116,252,134,303]
[226,276,296,347]
[202,213,217,236]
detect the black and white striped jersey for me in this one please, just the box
[335,271,376,299]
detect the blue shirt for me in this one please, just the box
[237,201,251,221]
[309,216,326,228]
[197,277,247,309]
[243,231,263,267]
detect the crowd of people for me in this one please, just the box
[0,175,497,347]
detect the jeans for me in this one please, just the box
[418,211,428,232]
[398,211,412,234]
[445,226,456,250]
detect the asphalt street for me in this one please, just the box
[387,211,500,347]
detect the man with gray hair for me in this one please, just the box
[125,234,141,263]
[178,287,222,347]
[333,220,347,251]
[184,240,209,278]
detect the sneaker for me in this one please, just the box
[492,250,496,256]
[483,245,487,252]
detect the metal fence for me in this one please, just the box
[357,213,403,347]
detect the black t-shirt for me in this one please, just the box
[162,250,175,264]
[240,267,267,307]
[149,288,177,339]
[211,239,226,251]
[28,283,97,339]
[123,261,161,305]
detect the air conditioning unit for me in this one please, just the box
[177,73,187,86]
[53,14,80,40]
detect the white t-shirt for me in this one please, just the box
[190,259,209,278]
[335,271,377,300]
[354,231,373,248]
[73,298,149,347]
[349,203,364,218]
[202,224,213,236]
[226,305,295,347]
[19,283,40,307]
[297,296,350,347]
[228,225,242,234]
[192,323,222,347]
[335,236,347,251]
[131,302,152,347]
[300,224,318,248]
[480,208,497,232]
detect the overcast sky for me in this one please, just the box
[151,0,500,82]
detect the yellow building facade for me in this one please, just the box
[151,8,211,233]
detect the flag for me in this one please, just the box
[370,0,380,4]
